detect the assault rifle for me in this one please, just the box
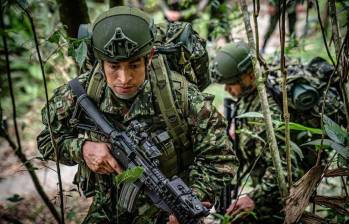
[68,79,209,224]
[216,98,236,214]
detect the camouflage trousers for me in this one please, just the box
[81,189,167,224]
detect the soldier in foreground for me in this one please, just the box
[37,6,238,224]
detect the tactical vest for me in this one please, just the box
[74,22,209,197]
[85,55,194,178]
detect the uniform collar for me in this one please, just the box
[100,80,155,122]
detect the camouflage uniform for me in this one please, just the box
[233,57,346,223]
[233,89,288,223]
[211,43,342,223]
[161,0,231,40]
[262,0,304,51]
[37,66,238,223]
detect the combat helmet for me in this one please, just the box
[211,41,253,84]
[92,6,156,62]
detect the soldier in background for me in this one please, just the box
[159,0,231,41]
[210,42,344,223]
[261,0,305,53]
[211,41,285,223]
[37,6,238,223]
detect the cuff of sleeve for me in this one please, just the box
[69,137,86,163]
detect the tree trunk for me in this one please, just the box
[56,0,90,38]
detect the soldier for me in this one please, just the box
[211,42,346,223]
[159,0,231,41]
[261,0,305,53]
[211,41,289,223]
[37,6,238,224]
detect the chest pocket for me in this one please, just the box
[151,129,178,177]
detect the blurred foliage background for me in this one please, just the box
[1,0,348,223]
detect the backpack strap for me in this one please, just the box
[86,63,106,105]
[150,54,190,149]
[171,72,189,116]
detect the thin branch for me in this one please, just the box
[239,0,288,199]
[316,27,349,166]
[315,0,335,65]
[15,1,65,223]
[0,2,61,222]
[280,0,292,187]
[328,0,349,129]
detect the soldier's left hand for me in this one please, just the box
[226,195,255,216]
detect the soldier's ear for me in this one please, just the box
[147,48,155,66]
[247,72,256,81]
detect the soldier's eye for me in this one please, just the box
[109,64,120,70]
[129,63,140,69]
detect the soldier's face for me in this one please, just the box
[224,73,256,98]
[103,57,146,98]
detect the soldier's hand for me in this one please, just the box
[82,141,123,174]
[167,214,179,224]
[267,4,277,15]
[164,9,181,22]
[226,195,255,216]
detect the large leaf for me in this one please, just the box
[290,141,304,160]
[277,122,323,135]
[323,115,348,144]
[114,166,144,186]
[275,133,304,159]
[303,139,349,158]
[236,112,264,119]
[75,41,88,68]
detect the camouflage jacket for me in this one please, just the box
[233,89,290,223]
[37,68,238,223]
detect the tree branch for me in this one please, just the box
[0,2,61,222]
[280,0,292,187]
[239,0,288,199]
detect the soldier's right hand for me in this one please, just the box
[82,141,123,174]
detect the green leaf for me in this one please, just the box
[66,210,76,220]
[28,65,42,81]
[290,141,304,159]
[114,166,144,186]
[323,115,348,144]
[68,45,75,57]
[275,133,304,159]
[7,194,24,202]
[333,146,349,158]
[302,139,337,147]
[236,112,264,119]
[211,212,225,220]
[75,41,88,68]
[48,30,61,44]
[303,139,349,158]
[277,122,323,135]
